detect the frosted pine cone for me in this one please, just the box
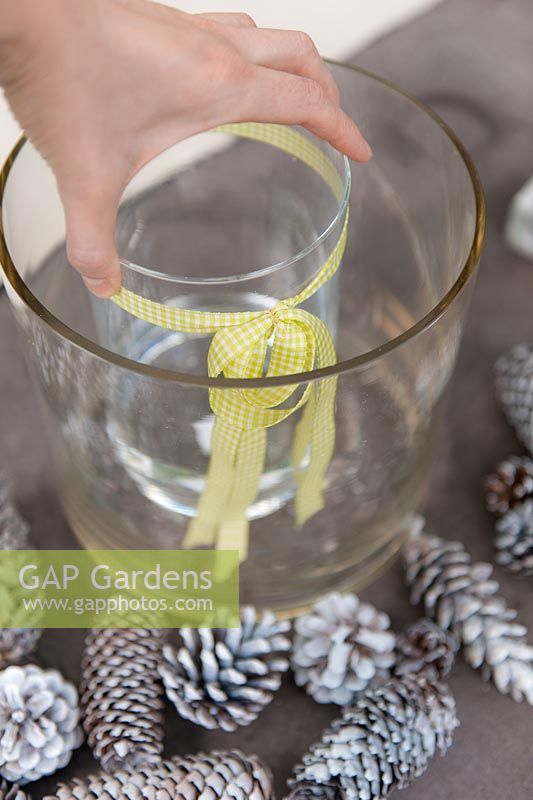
[0,511,29,553]
[0,475,29,552]
[80,628,165,772]
[0,781,30,800]
[291,593,396,706]
[394,619,458,683]
[0,665,83,784]
[494,505,533,576]
[46,750,274,800]
[287,675,458,800]
[0,632,42,672]
[485,456,533,515]
[0,475,41,669]
[159,607,290,731]
[404,519,533,703]
[495,342,533,452]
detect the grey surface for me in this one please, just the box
[1,0,533,796]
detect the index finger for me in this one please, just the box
[237,66,372,162]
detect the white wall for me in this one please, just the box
[0,0,441,162]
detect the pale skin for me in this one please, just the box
[0,0,371,297]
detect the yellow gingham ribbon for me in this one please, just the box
[111,123,349,561]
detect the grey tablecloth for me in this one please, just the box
[1,0,532,796]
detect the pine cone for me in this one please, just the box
[494,505,533,576]
[485,456,533,515]
[0,631,42,671]
[0,665,83,784]
[495,342,533,452]
[0,475,41,668]
[159,607,290,731]
[287,675,458,800]
[291,592,396,706]
[46,750,274,800]
[80,627,165,772]
[394,619,458,683]
[0,474,29,552]
[0,781,30,800]
[404,520,533,703]
[0,511,29,553]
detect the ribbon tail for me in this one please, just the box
[183,417,240,548]
[216,428,267,562]
[294,376,338,527]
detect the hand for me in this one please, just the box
[1,0,371,297]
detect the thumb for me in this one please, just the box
[62,183,122,298]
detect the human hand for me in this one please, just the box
[1,0,371,297]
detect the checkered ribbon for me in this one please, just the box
[111,123,349,560]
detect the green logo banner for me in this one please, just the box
[0,550,239,628]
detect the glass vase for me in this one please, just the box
[0,63,485,615]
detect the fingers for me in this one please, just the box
[215,28,340,105]
[61,184,122,298]
[238,66,372,162]
[187,16,369,160]
[194,12,257,28]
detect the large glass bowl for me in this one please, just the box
[0,63,485,615]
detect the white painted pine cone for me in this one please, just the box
[0,474,41,669]
[160,607,291,731]
[404,519,533,703]
[287,675,458,800]
[0,665,83,784]
[291,592,396,706]
[0,780,30,800]
[47,750,274,800]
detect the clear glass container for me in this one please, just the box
[102,123,349,526]
[0,63,485,615]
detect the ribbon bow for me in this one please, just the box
[186,301,338,558]
[110,123,349,561]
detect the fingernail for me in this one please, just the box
[83,276,116,298]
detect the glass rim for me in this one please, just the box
[0,61,486,390]
[120,134,351,285]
